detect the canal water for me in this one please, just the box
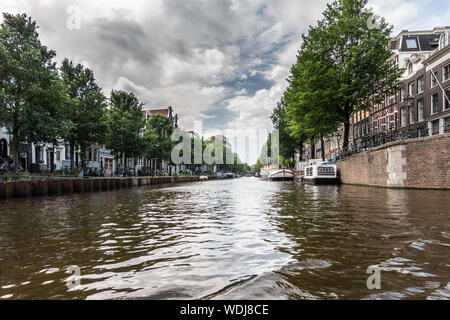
[0,178,449,300]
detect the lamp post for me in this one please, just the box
[405,95,415,138]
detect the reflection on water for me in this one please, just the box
[0,178,449,300]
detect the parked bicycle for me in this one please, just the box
[0,156,23,175]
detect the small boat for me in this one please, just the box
[269,169,295,181]
[199,176,209,181]
[303,165,339,185]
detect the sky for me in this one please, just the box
[1,0,449,164]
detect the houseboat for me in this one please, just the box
[303,165,340,185]
[269,169,295,181]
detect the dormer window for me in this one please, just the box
[406,38,418,49]
[430,37,439,50]
[440,33,448,50]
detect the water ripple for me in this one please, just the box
[0,179,449,300]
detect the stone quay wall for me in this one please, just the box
[337,134,450,189]
[0,176,205,200]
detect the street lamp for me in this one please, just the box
[405,95,415,138]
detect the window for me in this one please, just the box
[432,93,439,114]
[444,64,450,82]
[445,87,450,110]
[440,33,449,50]
[431,71,439,87]
[409,104,416,124]
[409,82,416,96]
[408,63,414,74]
[418,76,424,93]
[445,117,450,133]
[388,95,396,105]
[394,112,398,129]
[418,99,424,122]
[432,120,440,135]
[401,108,407,127]
[430,37,439,50]
[400,87,406,102]
[406,38,418,49]
[56,151,60,161]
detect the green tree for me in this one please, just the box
[145,114,175,173]
[0,13,62,161]
[251,159,263,174]
[271,100,301,165]
[60,59,107,172]
[285,0,402,149]
[105,90,145,172]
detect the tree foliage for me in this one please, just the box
[271,100,300,164]
[0,13,62,160]
[105,90,145,163]
[284,0,402,149]
[144,114,175,170]
[60,59,107,171]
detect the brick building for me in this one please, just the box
[350,27,450,151]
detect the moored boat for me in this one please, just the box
[269,169,295,181]
[303,165,339,185]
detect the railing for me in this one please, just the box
[335,127,432,161]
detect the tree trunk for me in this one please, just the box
[299,142,303,161]
[10,137,18,161]
[79,146,86,174]
[343,120,350,151]
[11,105,20,161]
[310,139,316,160]
[70,144,75,174]
[320,135,325,162]
[51,145,55,173]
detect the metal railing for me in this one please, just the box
[335,127,432,161]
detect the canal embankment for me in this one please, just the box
[0,176,212,199]
[337,134,450,189]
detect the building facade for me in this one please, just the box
[350,27,450,150]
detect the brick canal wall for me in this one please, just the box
[0,176,204,199]
[337,134,450,189]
